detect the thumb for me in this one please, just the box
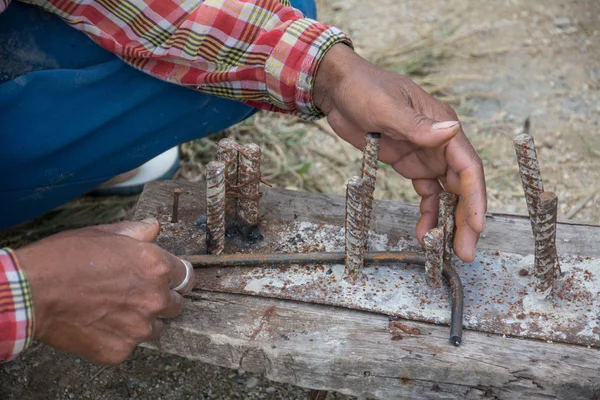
[387,107,461,147]
[96,218,160,242]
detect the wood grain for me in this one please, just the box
[135,181,600,399]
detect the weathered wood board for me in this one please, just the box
[134,180,600,399]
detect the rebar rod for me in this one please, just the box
[206,161,226,255]
[184,250,426,268]
[361,132,381,250]
[344,176,366,277]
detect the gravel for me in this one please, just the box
[0,344,354,400]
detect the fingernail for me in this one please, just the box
[141,218,158,225]
[433,121,460,130]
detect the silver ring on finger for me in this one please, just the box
[173,259,192,292]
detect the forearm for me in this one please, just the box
[19,0,352,119]
[0,249,34,363]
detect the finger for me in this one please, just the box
[147,319,165,341]
[328,113,444,180]
[412,179,443,243]
[380,106,461,148]
[452,200,479,263]
[446,135,487,233]
[166,258,196,294]
[94,218,160,242]
[442,168,461,194]
[158,290,184,319]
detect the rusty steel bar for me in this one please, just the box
[344,176,366,277]
[184,248,463,346]
[423,228,444,289]
[217,138,241,227]
[183,250,426,269]
[171,188,182,223]
[361,132,381,250]
[534,191,561,296]
[514,134,544,235]
[437,192,463,345]
[206,161,226,255]
[438,192,458,259]
[237,143,261,233]
[442,261,464,346]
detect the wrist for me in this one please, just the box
[14,246,50,342]
[0,249,35,362]
[313,43,363,115]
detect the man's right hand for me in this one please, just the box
[15,219,194,365]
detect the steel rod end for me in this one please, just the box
[514,133,534,145]
[450,335,462,346]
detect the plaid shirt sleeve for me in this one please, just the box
[0,249,35,363]
[15,0,353,120]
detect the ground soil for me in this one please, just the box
[2,0,599,399]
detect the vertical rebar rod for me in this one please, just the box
[172,188,182,223]
[514,134,544,235]
[344,176,366,278]
[217,138,241,228]
[237,143,261,233]
[534,191,561,296]
[361,132,381,250]
[423,228,444,289]
[206,161,226,255]
[438,192,458,260]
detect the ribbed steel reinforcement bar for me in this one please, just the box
[514,134,544,235]
[206,161,226,255]
[344,176,366,278]
[361,132,381,250]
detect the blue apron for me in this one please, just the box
[0,0,317,230]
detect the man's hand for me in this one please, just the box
[314,44,486,262]
[15,219,194,365]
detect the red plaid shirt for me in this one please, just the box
[0,0,352,362]
[0,249,34,362]
[0,0,352,120]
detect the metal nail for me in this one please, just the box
[423,228,444,289]
[172,188,182,223]
[206,161,226,255]
[217,138,241,227]
[237,143,262,234]
[514,134,544,235]
[361,132,381,250]
[438,192,458,259]
[344,176,366,278]
[534,191,561,296]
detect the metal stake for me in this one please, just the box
[237,143,261,234]
[206,161,226,255]
[514,134,544,235]
[344,176,366,277]
[172,188,182,223]
[217,138,241,228]
[534,191,561,296]
[361,132,381,250]
[423,228,444,289]
[438,192,458,260]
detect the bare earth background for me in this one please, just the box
[2,0,599,399]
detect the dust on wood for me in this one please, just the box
[134,180,600,399]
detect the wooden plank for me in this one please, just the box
[134,181,600,398]
[144,291,600,399]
